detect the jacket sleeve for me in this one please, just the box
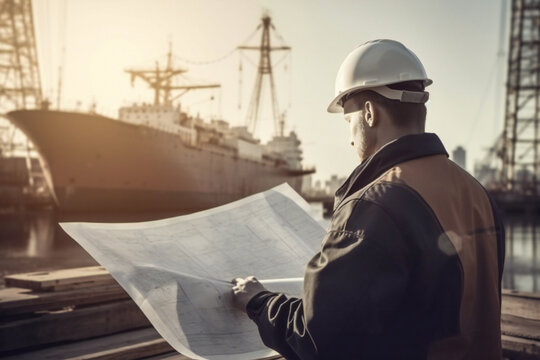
[246,199,414,359]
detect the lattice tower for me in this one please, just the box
[501,0,540,194]
[0,0,42,113]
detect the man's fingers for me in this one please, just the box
[232,276,259,285]
[231,277,244,285]
[230,275,268,312]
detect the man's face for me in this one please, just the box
[343,96,376,161]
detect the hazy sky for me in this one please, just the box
[32,0,507,183]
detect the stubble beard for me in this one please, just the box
[357,115,376,162]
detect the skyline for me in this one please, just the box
[29,0,507,182]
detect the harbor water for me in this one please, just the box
[0,206,539,293]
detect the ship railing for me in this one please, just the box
[53,98,118,118]
[301,165,316,173]
[140,121,197,146]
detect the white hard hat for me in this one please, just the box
[327,39,432,113]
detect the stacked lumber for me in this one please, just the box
[502,289,540,359]
[0,266,283,360]
[1,328,175,360]
[3,266,115,291]
[1,266,539,359]
[0,267,158,358]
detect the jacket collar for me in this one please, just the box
[334,133,448,209]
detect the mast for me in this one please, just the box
[238,15,290,135]
[125,44,220,106]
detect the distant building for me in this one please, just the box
[302,174,313,193]
[326,174,347,195]
[452,146,466,169]
[303,177,328,197]
[474,163,498,189]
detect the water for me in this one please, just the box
[503,213,540,292]
[0,208,538,292]
[0,210,95,284]
[0,209,184,285]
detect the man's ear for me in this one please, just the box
[364,101,376,127]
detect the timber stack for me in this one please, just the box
[0,266,538,359]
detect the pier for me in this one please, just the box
[491,191,540,214]
[0,266,538,359]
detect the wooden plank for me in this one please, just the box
[78,338,174,360]
[503,292,540,321]
[501,289,540,358]
[502,334,540,359]
[0,299,151,353]
[1,328,174,360]
[146,353,285,360]
[4,266,115,291]
[0,285,129,315]
[502,314,540,341]
[143,353,201,360]
[4,326,285,360]
[500,291,540,359]
[504,289,540,301]
[44,279,117,292]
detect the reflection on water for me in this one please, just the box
[502,213,540,293]
[0,210,94,282]
[0,209,539,292]
[0,209,188,283]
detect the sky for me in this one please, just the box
[30,0,508,183]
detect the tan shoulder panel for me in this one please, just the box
[380,155,502,358]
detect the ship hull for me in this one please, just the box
[53,187,255,212]
[7,110,304,212]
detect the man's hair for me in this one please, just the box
[354,81,427,129]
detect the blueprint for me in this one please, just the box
[60,183,327,360]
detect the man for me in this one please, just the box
[232,39,505,359]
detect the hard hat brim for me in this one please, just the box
[327,79,433,113]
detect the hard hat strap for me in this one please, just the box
[370,86,429,104]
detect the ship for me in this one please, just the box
[6,16,314,213]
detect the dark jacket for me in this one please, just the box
[246,133,505,360]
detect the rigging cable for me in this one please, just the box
[288,51,292,110]
[57,0,67,110]
[464,59,498,148]
[239,50,257,67]
[272,51,289,68]
[173,47,237,65]
[172,26,259,65]
[238,50,243,110]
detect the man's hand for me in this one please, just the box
[232,276,268,311]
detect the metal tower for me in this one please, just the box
[0,0,42,113]
[238,15,290,135]
[501,0,540,194]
